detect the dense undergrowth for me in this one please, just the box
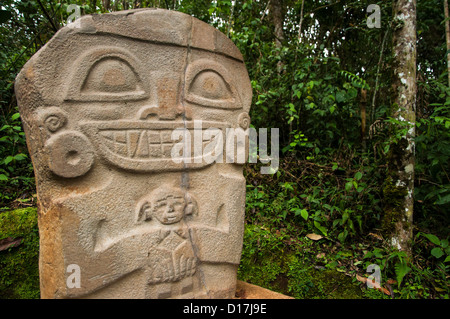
[238,161,449,299]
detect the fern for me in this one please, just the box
[394,261,411,288]
[339,70,370,90]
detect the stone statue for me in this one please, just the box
[15,8,251,298]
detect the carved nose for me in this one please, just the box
[137,78,193,121]
[138,104,185,121]
[138,77,186,120]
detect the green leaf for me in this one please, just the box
[435,193,450,205]
[329,105,335,114]
[354,171,363,181]
[444,256,450,263]
[314,221,328,236]
[336,91,346,103]
[444,246,450,255]
[333,219,340,228]
[14,154,27,161]
[0,174,8,181]
[345,181,353,191]
[431,247,444,259]
[421,233,441,246]
[363,251,373,259]
[11,113,20,121]
[300,209,309,221]
[373,248,383,258]
[348,219,355,232]
[338,230,348,243]
[4,156,13,165]
[342,211,349,224]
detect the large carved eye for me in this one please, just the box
[82,58,142,94]
[184,59,241,109]
[65,48,149,102]
[189,70,231,100]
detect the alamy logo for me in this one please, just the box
[367,4,381,28]
[169,122,279,174]
[66,264,81,288]
[366,264,381,289]
[67,4,81,25]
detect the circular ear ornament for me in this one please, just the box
[38,107,68,133]
[238,112,251,130]
[44,111,67,132]
[45,131,95,178]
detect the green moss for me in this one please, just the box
[284,254,362,299]
[0,207,40,299]
[238,224,363,299]
[381,176,409,235]
[238,224,286,290]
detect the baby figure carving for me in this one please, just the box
[137,187,198,285]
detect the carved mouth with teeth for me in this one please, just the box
[81,121,229,172]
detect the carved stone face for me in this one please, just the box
[152,194,186,225]
[15,8,251,299]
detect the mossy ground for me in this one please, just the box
[237,224,373,299]
[0,207,40,299]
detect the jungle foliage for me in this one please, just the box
[0,0,449,298]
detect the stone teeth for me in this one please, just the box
[100,129,213,159]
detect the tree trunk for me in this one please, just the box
[360,88,367,149]
[445,0,450,86]
[269,0,284,49]
[383,0,417,255]
[297,0,305,43]
[102,0,111,12]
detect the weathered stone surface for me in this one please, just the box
[15,8,251,299]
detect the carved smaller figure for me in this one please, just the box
[137,186,201,298]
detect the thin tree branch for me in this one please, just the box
[260,0,271,22]
[297,0,305,42]
[371,27,390,123]
[36,0,58,32]
[306,0,340,15]
[444,0,450,87]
